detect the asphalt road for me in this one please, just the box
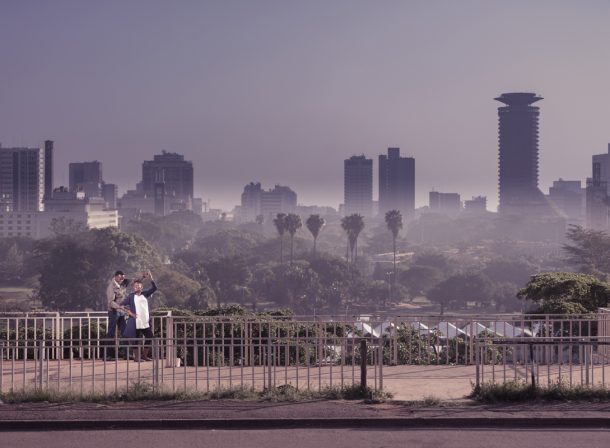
[4,429,610,448]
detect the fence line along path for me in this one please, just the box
[1,310,610,399]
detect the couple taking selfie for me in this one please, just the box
[104,270,157,362]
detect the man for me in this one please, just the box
[104,270,142,360]
[121,271,157,362]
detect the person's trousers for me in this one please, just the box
[104,311,126,358]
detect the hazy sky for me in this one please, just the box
[2,0,610,211]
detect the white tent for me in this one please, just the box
[435,322,467,339]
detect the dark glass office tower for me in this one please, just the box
[495,92,548,214]
[44,140,54,200]
[378,147,415,219]
[344,155,373,217]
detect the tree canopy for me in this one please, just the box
[517,272,610,314]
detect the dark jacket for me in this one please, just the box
[120,281,157,339]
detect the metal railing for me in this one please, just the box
[475,337,610,388]
[2,311,610,395]
[0,333,383,395]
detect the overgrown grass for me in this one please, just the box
[0,382,392,404]
[470,380,610,403]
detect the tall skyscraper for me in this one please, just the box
[586,155,610,230]
[44,140,54,201]
[0,144,45,212]
[344,155,373,217]
[378,147,415,219]
[495,92,551,215]
[69,161,103,198]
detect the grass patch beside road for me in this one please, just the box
[1,383,392,404]
[471,381,610,403]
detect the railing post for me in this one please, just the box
[267,326,272,390]
[529,343,536,388]
[378,337,383,391]
[360,338,367,393]
[37,340,44,391]
[165,312,174,368]
[152,338,159,390]
[474,337,480,389]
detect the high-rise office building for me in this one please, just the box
[0,144,45,212]
[378,147,415,219]
[140,151,194,200]
[587,144,610,194]
[44,140,54,201]
[344,155,373,217]
[586,153,610,230]
[101,183,118,209]
[69,161,103,198]
[119,151,194,217]
[495,92,552,215]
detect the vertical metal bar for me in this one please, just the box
[360,338,367,393]
[194,333,199,391]
[378,336,383,391]
[306,324,310,391]
[91,340,95,394]
[296,323,300,390]
[80,339,84,397]
[0,343,3,393]
[568,342,574,387]
[475,338,480,388]
[57,345,61,392]
[183,322,187,391]
[267,323,272,390]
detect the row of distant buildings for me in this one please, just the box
[0,143,218,239]
[5,92,610,240]
[234,89,610,229]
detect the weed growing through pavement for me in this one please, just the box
[470,380,610,403]
[1,382,392,403]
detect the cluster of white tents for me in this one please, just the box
[349,320,538,339]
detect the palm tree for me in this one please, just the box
[385,210,403,269]
[385,209,403,305]
[273,213,287,264]
[284,213,302,265]
[341,214,365,264]
[306,214,325,257]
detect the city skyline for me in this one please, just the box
[2,1,610,210]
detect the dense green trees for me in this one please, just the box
[427,273,493,315]
[563,225,610,278]
[35,228,161,310]
[8,207,610,315]
[517,272,610,314]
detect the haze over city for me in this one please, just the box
[2,0,610,210]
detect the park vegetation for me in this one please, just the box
[1,208,610,315]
